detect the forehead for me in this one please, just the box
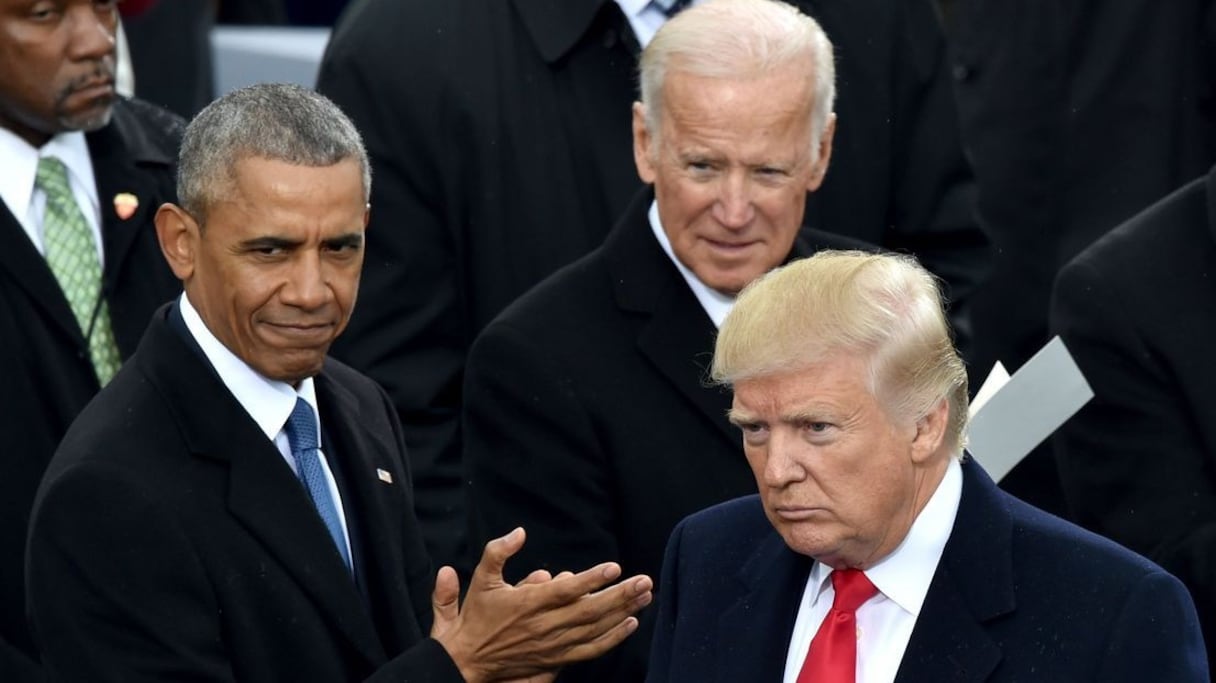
[732,354,874,416]
[206,157,366,234]
[659,65,815,150]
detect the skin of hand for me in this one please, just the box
[430,527,653,683]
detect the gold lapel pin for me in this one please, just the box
[113,192,138,220]
[376,468,393,484]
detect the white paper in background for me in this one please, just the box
[965,336,1093,482]
[969,361,1009,417]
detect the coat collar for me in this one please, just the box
[134,306,399,669]
[602,188,738,447]
[511,0,620,63]
[718,459,1011,682]
[87,98,177,289]
[894,457,1009,681]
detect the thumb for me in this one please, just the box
[430,565,461,639]
[470,527,526,592]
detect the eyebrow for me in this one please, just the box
[323,232,364,249]
[239,236,299,251]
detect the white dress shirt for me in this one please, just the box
[614,0,699,48]
[782,458,964,683]
[648,199,735,328]
[179,293,355,567]
[0,126,104,263]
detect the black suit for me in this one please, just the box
[26,304,462,682]
[1051,164,1216,665]
[463,189,871,681]
[316,0,988,573]
[0,97,183,681]
[647,459,1208,681]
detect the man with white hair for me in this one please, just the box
[465,1,867,679]
[646,250,1208,682]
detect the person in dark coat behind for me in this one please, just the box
[315,0,989,574]
[0,1,184,678]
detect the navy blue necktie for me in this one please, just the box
[283,397,352,573]
[656,0,692,18]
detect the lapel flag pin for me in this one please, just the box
[113,192,139,220]
[377,468,393,484]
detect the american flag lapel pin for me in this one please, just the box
[376,468,393,484]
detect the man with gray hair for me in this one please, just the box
[646,250,1207,681]
[26,83,653,682]
[465,1,865,679]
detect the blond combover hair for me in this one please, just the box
[638,0,836,160]
[712,250,969,453]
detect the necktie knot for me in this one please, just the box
[830,569,877,614]
[284,397,319,453]
[36,156,72,197]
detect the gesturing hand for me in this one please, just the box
[430,528,653,683]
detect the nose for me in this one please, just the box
[281,253,332,311]
[712,171,756,230]
[66,3,118,62]
[761,429,807,489]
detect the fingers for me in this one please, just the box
[515,569,553,587]
[430,565,462,639]
[521,561,626,608]
[470,527,526,591]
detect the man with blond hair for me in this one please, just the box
[646,250,1208,682]
[465,1,866,680]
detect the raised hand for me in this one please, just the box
[430,528,652,682]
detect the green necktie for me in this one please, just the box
[36,156,121,385]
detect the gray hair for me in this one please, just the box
[177,83,370,222]
[638,0,836,159]
[712,250,969,455]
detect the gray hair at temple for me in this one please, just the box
[176,83,371,224]
[712,250,969,454]
[638,0,836,161]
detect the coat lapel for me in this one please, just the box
[86,100,176,288]
[137,310,387,668]
[607,190,740,449]
[0,205,84,347]
[716,531,812,682]
[896,459,1012,682]
[315,370,422,651]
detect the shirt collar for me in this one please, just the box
[647,198,736,328]
[179,293,320,446]
[807,457,963,616]
[0,128,98,226]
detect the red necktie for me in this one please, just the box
[796,569,878,683]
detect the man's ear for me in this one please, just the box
[155,203,198,282]
[632,101,657,185]
[909,397,949,465]
[805,112,836,193]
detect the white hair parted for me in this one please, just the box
[638,0,836,160]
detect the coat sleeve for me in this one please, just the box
[1094,570,1209,681]
[28,464,238,682]
[316,5,469,574]
[1051,257,1216,634]
[643,518,687,683]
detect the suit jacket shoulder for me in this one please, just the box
[28,309,462,682]
[646,460,1208,682]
